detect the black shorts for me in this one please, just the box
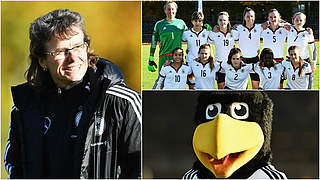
[216,72,226,83]
[242,56,260,81]
[250,73,260,81]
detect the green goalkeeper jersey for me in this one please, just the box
[150,19,187,57]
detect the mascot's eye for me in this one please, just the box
[230,102,249,119]
[205,103,221,120]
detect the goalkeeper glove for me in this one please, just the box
[204,23,212,31]
[148,56,158,72]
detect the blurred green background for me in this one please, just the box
[1,2,141,178]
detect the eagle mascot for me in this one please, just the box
[183,91,287,179]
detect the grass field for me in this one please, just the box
[142,42,319,90]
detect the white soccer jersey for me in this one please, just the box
[158,64,192,89]
[208,30,236,62]
[220,61,253,90]
[282,59,312,89]
[182,27,211,64]
[286,26,315,60]
[261,26,288,59]
[183,165,287,179]
[253,62,284,90]
[190,60,220,89]
[233,24,263,58]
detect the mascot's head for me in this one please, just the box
[192,91,273,178]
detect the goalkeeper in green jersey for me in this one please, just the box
[148,1,187,88]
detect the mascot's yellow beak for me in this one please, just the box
[193,114,264,178]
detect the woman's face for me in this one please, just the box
[289,49,300,63]
[268,11,280,27]
[244,11,255,26]
[263,54,274,67]
[165,3,177,20]
[173,49,183,63]
[231,53,241,69]
[192,19,203,29]
[293,15,306,27]
[199,47,211,61]
[40,26,88,88]
[218,15,229,29]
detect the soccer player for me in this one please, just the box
[148,1,187,88]
[219,48,253,90]
[286,12,317,89]
[182,11,211,65]
[254,48,284,89]
[232,7,264,89]
[208,11,236,89]
[282,46,312,89]
[190,43,220,89]
[156,48,192,89]
[261,9,288,62]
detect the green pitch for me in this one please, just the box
[142,42,319,90]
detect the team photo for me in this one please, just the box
[142,1,319,90]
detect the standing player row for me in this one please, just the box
[147,1,317,89]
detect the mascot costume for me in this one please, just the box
[183,92,287,179]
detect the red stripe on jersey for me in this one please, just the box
[308,41,315,44]
[165,20,176,24]
[159,74,166,78]
[274,58,284,62]
[159,53,173,59]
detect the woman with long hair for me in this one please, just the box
[282,46,312,89]
[232,7,265,89]
[190,43,220,89]
[220,48,254,90]
[254,48,284,89]
[208,11,236,89]
[285,12,317,89]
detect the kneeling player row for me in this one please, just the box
[156,44,312,90]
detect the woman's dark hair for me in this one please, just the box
[172,47,184,63]
[288,45,304,77]
[198,43,215,71]
[242,7,255,26]
[26,9,98,87]
[227,48,242,65]
[259,48,276,78]
[191,11,204,21]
